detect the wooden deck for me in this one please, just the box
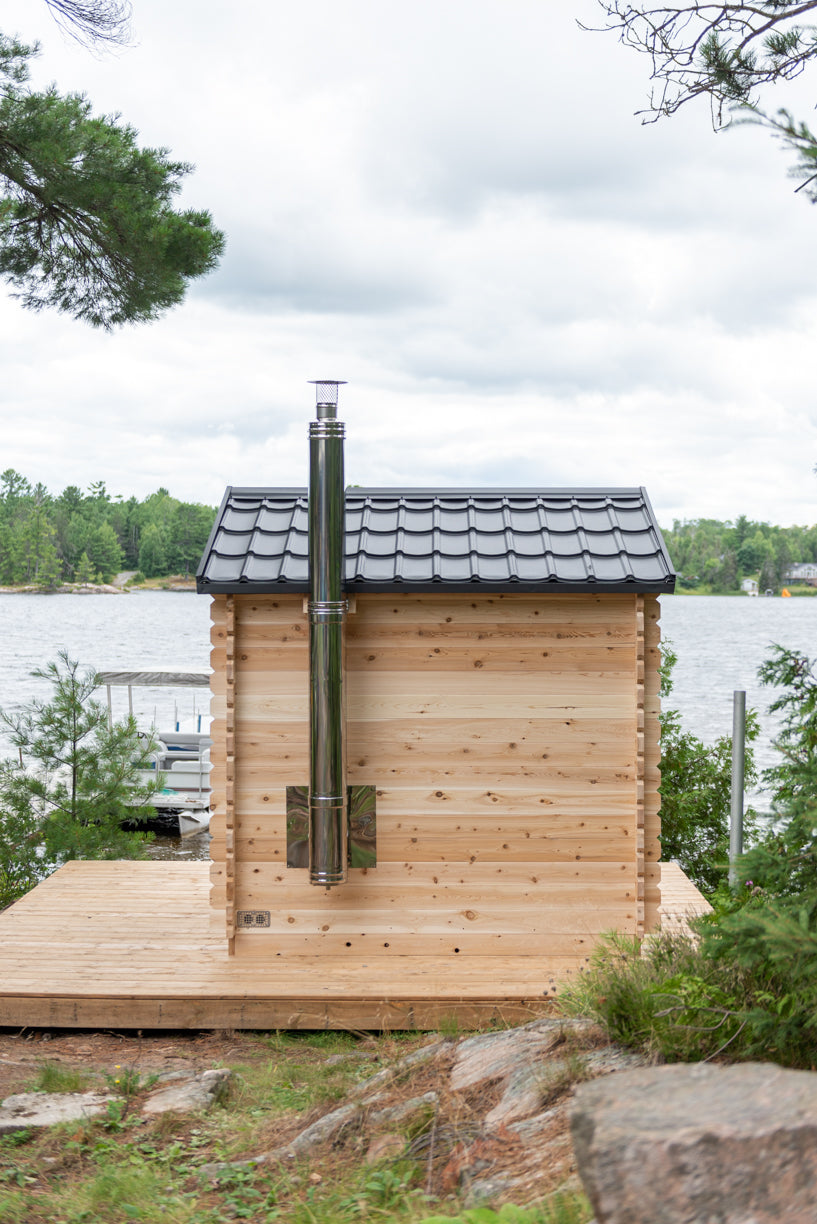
[0,860,711,1031]
[657,861,714,930]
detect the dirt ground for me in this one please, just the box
[0,1027,275,1098]
[0,1022,595,1210]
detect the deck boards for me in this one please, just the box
[0,860,710,1030]
[658,861,714,929]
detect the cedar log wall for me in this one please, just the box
[208,592,662,978]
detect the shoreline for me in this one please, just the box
[0,581,197,595]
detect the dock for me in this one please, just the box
[0,860,711,1030]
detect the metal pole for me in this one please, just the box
[729,690,746,889]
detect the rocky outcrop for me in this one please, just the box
[201,1017,640,1207]
[571,1061,817,1224]
[0,1090,115,1133]
[141,1067,232,1115]
[0,1068,233,1132]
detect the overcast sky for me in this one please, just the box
[3,0,817,527]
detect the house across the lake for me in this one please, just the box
[784,563,817,587]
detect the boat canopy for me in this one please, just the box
[96,669,211,688]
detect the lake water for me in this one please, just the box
[0,591,214,861]
[0,591,213,737]
[0,591,815,852]
[659,595,817,781]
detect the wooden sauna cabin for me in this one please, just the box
[196,399,677,1017]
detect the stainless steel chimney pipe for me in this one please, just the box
[307,381,348,887]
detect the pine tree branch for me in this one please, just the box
[588,2,817,122]
[43,0,132,49]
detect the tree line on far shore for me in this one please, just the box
[3,472,815,593]
[0,469,215,587]
[663,516,817,594]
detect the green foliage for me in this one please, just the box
[2,485,62,588]
[560,921,817,1066]
[0,652,156,909]
[102,1066,158,1098]
[658,642,759,895]
[0,36,224,328]
[560,929,748,1062]
[74,550,98,584]
[0,1022,594,1224]
[86,522,123,582]
[169,501,216,577]
[723,646,817,898]
[662,515,809,593]
[418,1195,592,1223]
[137,522,167,578]
[566,643,817,1069]
[694,645,817,1065]
[700,896,817,1066]
[32,1062,91,1093]
[0,469,215,586]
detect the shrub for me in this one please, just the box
[565,646,817,1070]
[0,653,158,908]
[658,642,760,896]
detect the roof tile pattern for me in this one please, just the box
[197,488,675,593]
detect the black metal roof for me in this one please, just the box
[196,487,676,595]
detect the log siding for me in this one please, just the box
[208,590,663,984]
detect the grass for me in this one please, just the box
[416,1194,592,1223]
[30,1062,93,1094]
[0,1028,594,1224]
[534,1053,592,1110]
[558,927,754,1064]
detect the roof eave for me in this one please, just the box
[198,577,676,596]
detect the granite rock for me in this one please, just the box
[141,1067,232,1115]
[0,1091,115,1133]
[571,1061,817,1224]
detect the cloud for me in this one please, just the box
[1,0,816,533]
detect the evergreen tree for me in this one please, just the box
[16,500,61,587]
[137,521,167,577]
[87,521,123,581]
[0,472,217,584]
[169,502,213,577]
[0,653,156,909]
[698,646,817,1064]
[759,555,778,594]
[0,36,224,328]
[74,550,97,583]
[64,511,94,572]
[0,469,32,511]
[773,536,793,588]
[566,643,817,1068]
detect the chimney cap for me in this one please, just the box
[309,380,347,412]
